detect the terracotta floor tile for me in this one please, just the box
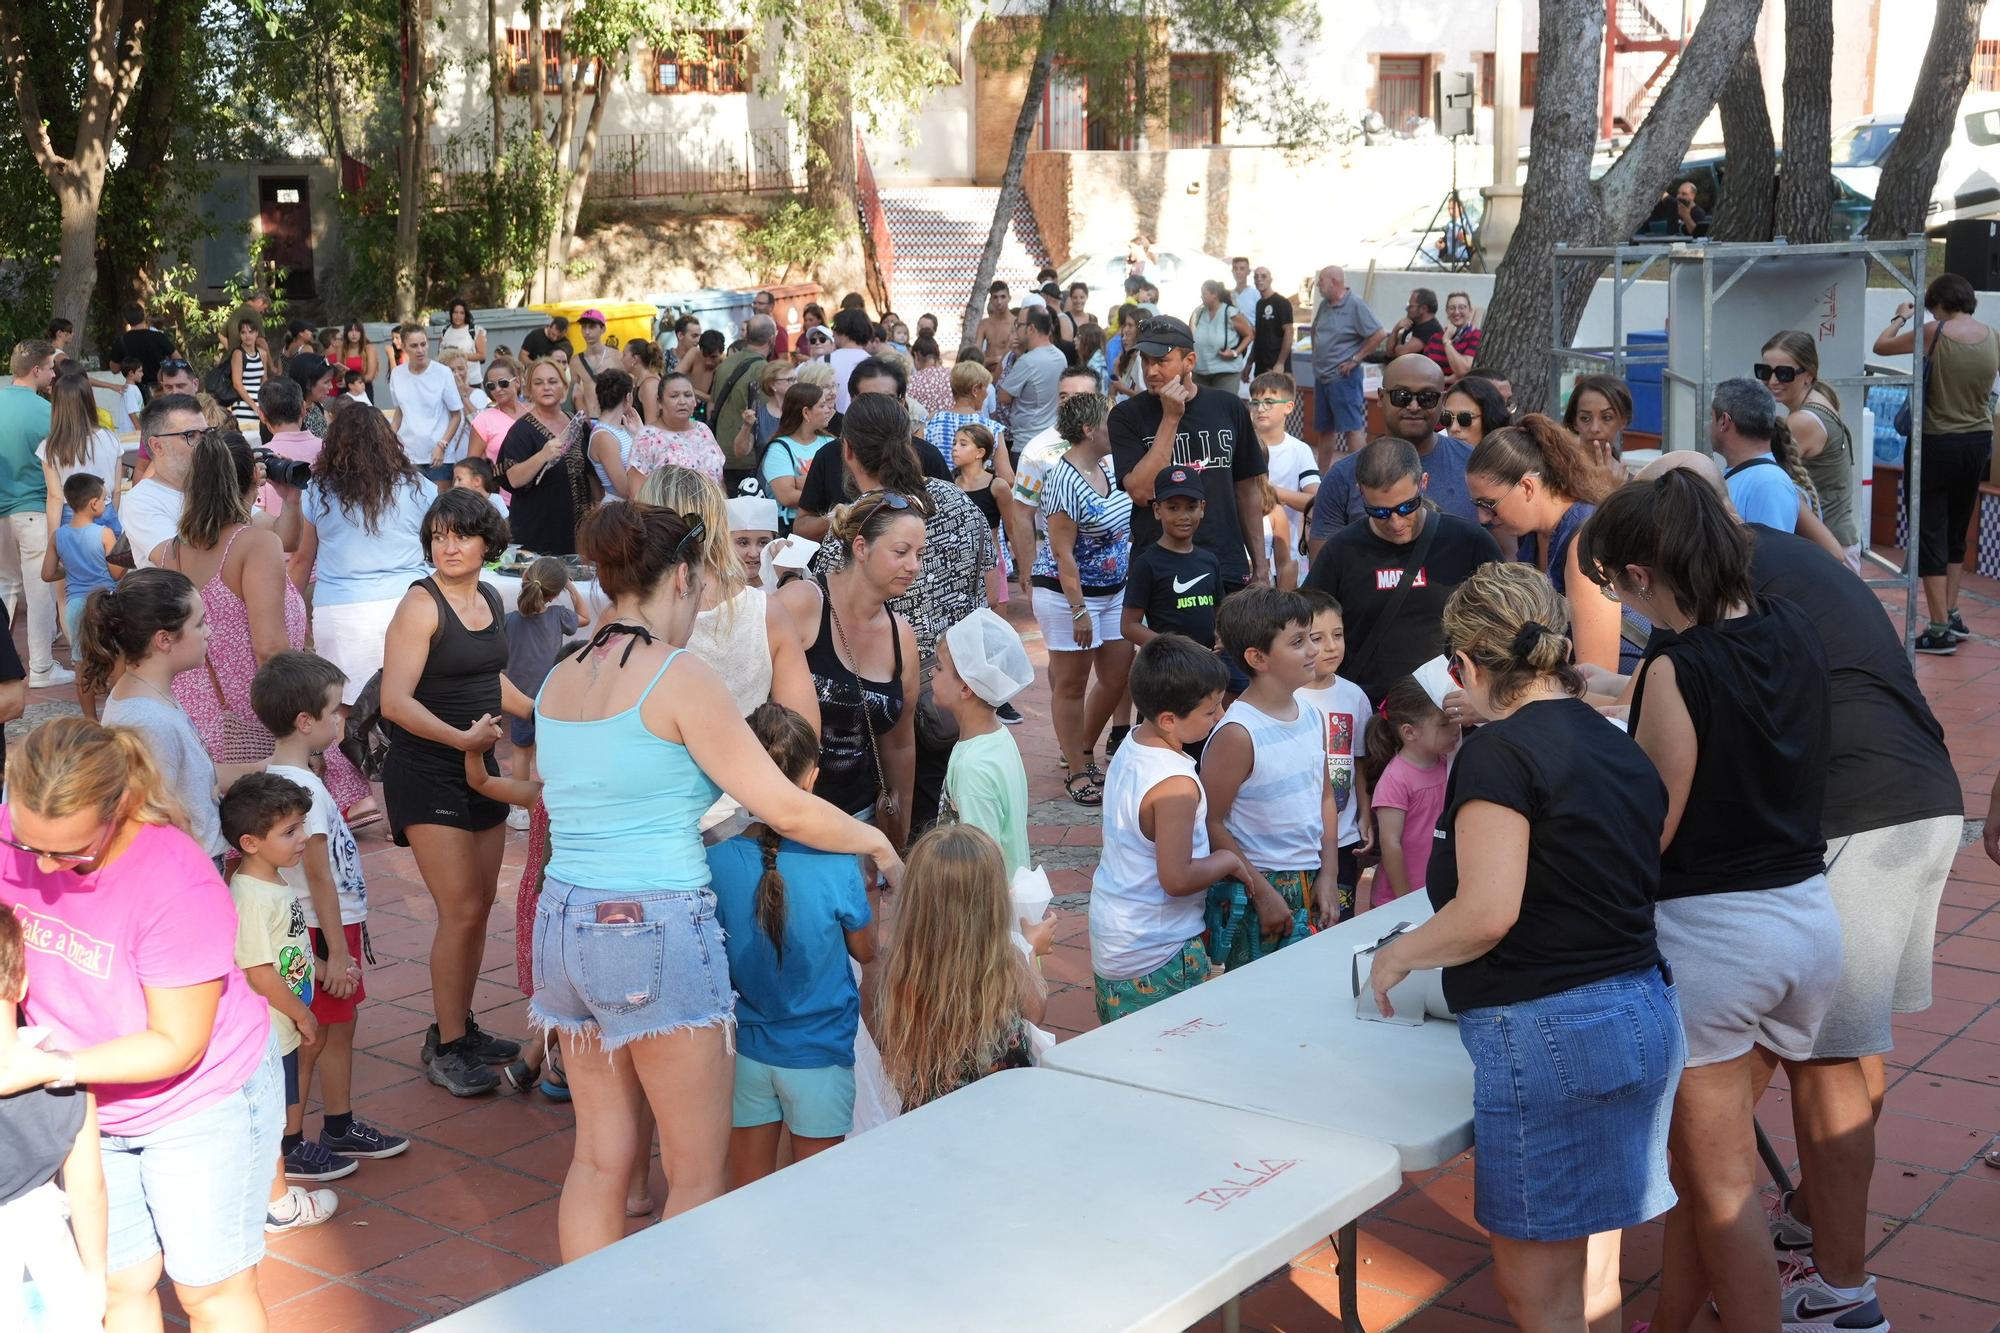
[1962,910,2000,942]
[1873,1111,1996,1172]
[418,1098,572,1157]
[359,960,436,1004]
[1865,1158,1955,1219]
[1872,1222,2000,1302]
[1227,1263,1423,1332]
[1041,985,1099,1032]
[467,1197,565,1267]
[353,1002,439,1051]
[346,1076,477,1132]
[386,1161,557,1231]
[1618,1219,1666,1287]
[254,1255,331,1307]
[1914,1036,2000,1086]
[334,1143,483,1203]
[1870,1277,2000,1333]
[1934,935,2000,973]
[357,1236,545,1317]
[346,1050,424,1098]
[1898,996,1992,1037]
[1919,1171,2000,1239]
[1886,1071,2000,1128]
[494,1130,577,1185]
[264,1203,453,1273]
[1041,942,1094,987]
[1381,1169,1483,1244]
[1889,1028,1950,1070]
[1929,965,2000,1004]
[1434,1262,1511,1322]
[266,1280,424,1333]
[1963,1005,2000,1045]
[1295,1218,1489,1303]
[1385,1308,1512,1331]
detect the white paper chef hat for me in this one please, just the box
[726,495,781,534]
[943,608,1034,709]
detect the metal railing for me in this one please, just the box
[420,128,801,201]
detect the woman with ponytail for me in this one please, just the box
[1465,414,1636,673]
[1578,470,1842,1333]
[0,716,284,1328]
[1367,560,1680,1333]
[708,702,878,1187]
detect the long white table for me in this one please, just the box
[426,1068,1402,1333]
[1041,900,1477,1331]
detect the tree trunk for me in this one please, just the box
[1773,0,1833,243]
[393,0,428,321]
[1710,46,1775,242]
[488,0,503,160]
[1866,0,1989,238]
[549,58,608,302]
[527,0,544,136]
[97,0,191,322]
[1131,0,1149,151]
[1475,0,1763,413]
[959,0,1065,348]
[540,25,584,302]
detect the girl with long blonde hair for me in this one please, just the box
[874,824,1053,1108]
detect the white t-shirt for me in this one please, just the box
[1009,425,1069,518]
[828,347,869,412]
[116,384,143,432]
[389,361,464,465]
[38,428,126,507]
[1090,739,1210,980]
[122,478,184,569]
[1232,285,1259,330]
[1297,676,1372,848]
[1264,433,1320,546]
[270,763,368,927]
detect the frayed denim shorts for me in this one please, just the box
[1455,964,1684,1242]
[529,877,735,1051]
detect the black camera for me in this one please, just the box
[255,449,314,490]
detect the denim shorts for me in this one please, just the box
[1456,966,1684,1241]
[100,1034,283,1286]
[529,876,735,1051]
[1314,370,1365,433]
[732,1054,856,1138]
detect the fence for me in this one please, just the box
[418,127,801,202]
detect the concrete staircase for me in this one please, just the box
[878,187,1053,328]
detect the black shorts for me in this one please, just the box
[381,746,507,846]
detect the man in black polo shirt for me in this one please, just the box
[519,314,569,362]
[1303,437,1502,702]
[1108,316,1269,592]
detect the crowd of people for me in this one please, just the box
[0,255,1985,1333]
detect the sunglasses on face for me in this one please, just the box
[1386,387,1443,410]
[482,377,514,392]
[1362,496,1425,520]
[1752,363,1801,384]
[1441,411,1479,429]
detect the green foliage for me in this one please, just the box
[745,200,843,275]
[144,233,289,366]
[750,0,966,169]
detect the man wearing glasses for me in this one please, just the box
[1307,353,1478,558]
[1302,436,1502,704]
[0,341,65,687]
[124,394,208,571]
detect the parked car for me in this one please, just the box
[1830,96,2000,230]
[1636,152,1873,241]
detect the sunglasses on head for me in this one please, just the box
[160,358,193,374]
[1386,387,1443,410]
[1362,496,1425,520]
[1440,410,1479,429]
[1752,363,1801,384]
[857,489,913,514]
[673,513,707,564]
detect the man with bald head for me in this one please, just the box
[1309,265,1385,463]
[1307,353,1476,555]
[1616,451,1959,1332]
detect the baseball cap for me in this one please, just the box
[1134,316,1194,358]
[1018,292,1047,310]
[943,608,1034,709]
[802,326,832,346]
[578,308,607,326]
[1152,465,1206,503]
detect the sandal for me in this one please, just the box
[1065,771,1103,807]
[342,797,383,831]
[501,1058,535,1093]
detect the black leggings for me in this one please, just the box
[1907,430,1991,576]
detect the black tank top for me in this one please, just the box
[804,574,905,815]
[960,477,1001,530]
[1629,595,1830,900]
[386,578,507,769]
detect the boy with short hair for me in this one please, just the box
[1120,464,1221,650]
[1090,635,1257,1023]
[219,771,343,1231]
[935,608,1034,877]
[250,652,408,1170]
[0,908,107,1325]
[53,473,120,720]
[1247,371,1320,549]
[1295,589,1373,921]
[1200,589,1341,968]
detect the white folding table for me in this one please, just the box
[426,1068,1402,1333]
[1041,901,1478,1330]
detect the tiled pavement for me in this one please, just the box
[20,571,1996,1330]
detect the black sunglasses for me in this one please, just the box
[1386,387,1443,410]
[159,358,193,374]
[856,489,913,514]
[1362,496,1425,520]
[1752,363,1801,384]
[1440,410,1479,429]
[674,513,708,563]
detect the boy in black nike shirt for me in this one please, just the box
[1123,465,1222,649]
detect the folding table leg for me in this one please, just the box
[1333,1221,1364,1332]
[1755,1119,1794,1195]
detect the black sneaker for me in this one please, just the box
[1106,724,1131,757]
[462,1014,521,1064]
[318,1118,409,1160]
[426,1039,499,1097]
[1948,610,1973,640]
[1915,627,1958,655]
[996,702,1024,726]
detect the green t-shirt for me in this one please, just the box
[0,386,51,517]
[943,725,1030,879]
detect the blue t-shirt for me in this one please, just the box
[1725,455,1800,532]
[303,475,438,605]
[759,434,828,522]
[708,834,871,1068]
[1311,432,1476,539]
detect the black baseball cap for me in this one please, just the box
[1153,465,1206,503]
[1134,316,1195,358]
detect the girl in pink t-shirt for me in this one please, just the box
[1360,678,1460,907]
[0,716,278,1325]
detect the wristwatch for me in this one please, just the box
[48,1051,78,1090]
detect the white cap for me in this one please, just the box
[1018,291,1047,309]
[943,608,1033,708]
[727,495,780,534]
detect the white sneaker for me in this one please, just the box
[28,664,74,688]
[264,1184,339,1233]
[1779,1257,1889,1332]
[506,806,531,831]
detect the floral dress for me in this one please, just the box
[629,422,724,482]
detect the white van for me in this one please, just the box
[1830,94,2000,231]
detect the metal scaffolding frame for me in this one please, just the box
[1549,238,1927,654]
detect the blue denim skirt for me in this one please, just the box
[1456,965,1684,1241]
[529,876,735,1051]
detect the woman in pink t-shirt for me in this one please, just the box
[1360,678,1459,906]
[0,717,279,1327]
[472,355,528,462]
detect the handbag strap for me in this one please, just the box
[823,584,894,810]
[1345,506,1441,685]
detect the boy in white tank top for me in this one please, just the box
[1090,636,1251,1024]
[1198,589,1340,970]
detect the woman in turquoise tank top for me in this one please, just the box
[531,500,900,1263]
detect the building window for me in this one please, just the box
[1376,55,1429,130]
[1976,40,2000,92]
[1479,53,1540,108]
[506,30,598,94]
[651,30,750,94]
[1169,55,1222,148]
[1038,65,1135,151]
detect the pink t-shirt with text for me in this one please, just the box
[1369,752,1451,906]
[0,816,271,1136]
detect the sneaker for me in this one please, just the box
[1914,627,1957,655]
[506,806,531,831]
[265,1184,339,1233]
[996,702,1024,726]
[1106,724,1131,757]
[426,1039,500,1097]
[1770,1187,1815,1257]
[1948,610,1973,640]
[1780,1260,1889,1332]
[461,1014,521,1064]
[28,664,74,689]
[283,1137,358,1182]
[318,1118,409,1160]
